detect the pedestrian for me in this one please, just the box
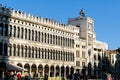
[44,73,48,80]
[17,72,21,80]
[72,73,75,80]
[13,73,17,80]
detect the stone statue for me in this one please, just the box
[79,9,85,17]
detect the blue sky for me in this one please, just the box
[0,0,120,50]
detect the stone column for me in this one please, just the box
[36,65,38,74]
[37,49,39,59]
[40,49,42,59]
[60,67,61,77]
[43,33,45,43]
[43,67,44,77]
[16,45,18,57]
[49,66,50,77]
[40,32,42,43]
[19,46,21,57]
[64,67,66,77]
[19,27,21,39]
[33,30,35,41]
[29,65,31,74]
[16,27,18,38]
[23,46,25,58]
[11,26,13,37]
[54,66,56,77]
[8,44,10,56]
[26,29,28,40]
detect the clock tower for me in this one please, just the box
[68,9,96,65]
[68,9,95,41]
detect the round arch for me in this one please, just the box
[66,66,69,76]
[88,62,92,76]
[50,65,54,77]
[44,64,49,75]
[17,63,23,67]
[31,64,37,73]
[56,65,60,76]
[38,64,43,77]
[70,66,74,75]
[61,66,65,77]
[24,63,30,72]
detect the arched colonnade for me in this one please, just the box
[17,63,74,77]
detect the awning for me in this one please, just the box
[6,63,27,71]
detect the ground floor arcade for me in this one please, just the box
[17,63,74,77]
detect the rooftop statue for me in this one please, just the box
[79,9,85,17]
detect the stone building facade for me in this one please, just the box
[0,4,108,77]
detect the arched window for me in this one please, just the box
[25,28,27,40]
[13,26,16,37]
[94,54,97,60]
[65,52,67,61]
[47,34,49,44]
[45,33,46,43]
[57,51,60,60]
[51,50,53,59]
[45,49,47,59]
[49,50,51,59]
[35,47,37,58]
[29,47,31,58]
[21,28,24,39]
[4,24,8,36]
[21,45,24,57]
[32,30,34,41]
[72,39,74,48]
[13,44,16,56]
[58,36,60,45]
[32,47,34,58]
[17,27,20,38]
[0,42,3,55]
[61,37,63,46]
[0,23,3,36]
[42,49,44,59]
[42,32,43,43]
[66,38,68,47]
[25,46,27,57]
[70,39,71,48]
[98,53,101,61]
[56,35,57,45]
[61,51,62,60]
[53,35,55,44]
[9,25,12,37]
[38,32,40,42]
[9,44,12,56]
[4,43,8,56]
[68,39,70,47]
[50,34,52,44]
[65,38,67,47]
[17,45,20,57]
[68,52,70,61]
[35,31,37,41]
[56,50,58,60]
[48,49,49,59]
[28,29,31,40]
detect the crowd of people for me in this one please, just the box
[0,71,22,80]
[0,71,118,80]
